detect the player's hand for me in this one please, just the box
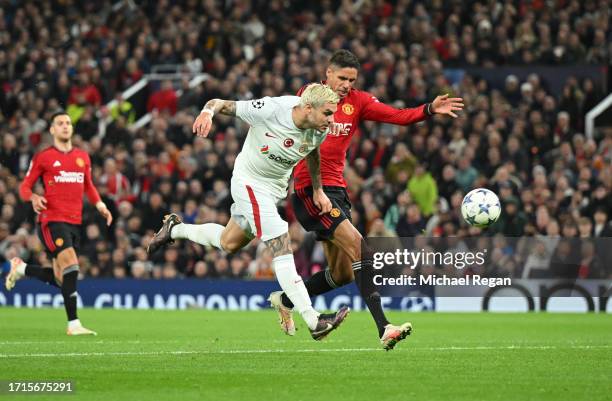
[30,194,47,214]
[96,202,113,226]
[192,110,214,138]
[431,94,464,118]
[313,189,332,215]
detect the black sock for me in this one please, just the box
[61,268,79,321]
[25,264,60,288]
[353,258,389,338]
[281,269,338,309]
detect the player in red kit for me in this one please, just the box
[269,50,464,349]
[5,111,112,336]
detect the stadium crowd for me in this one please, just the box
[0,0,611,280]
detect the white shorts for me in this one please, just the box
[230,176,288,242]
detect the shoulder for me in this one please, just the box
[349,89,378,104]
[253,96,298,112]
[73,148,91,161]
[34,146,55,162]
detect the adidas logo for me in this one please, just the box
[53,160,61,167]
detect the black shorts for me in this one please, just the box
[37,222,81,258]
[292,186,352,241]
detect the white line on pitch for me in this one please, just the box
[0,345,610,358]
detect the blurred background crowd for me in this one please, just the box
[1,0,611,280]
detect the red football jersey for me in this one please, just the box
[293,85,428,189]
[19,146,101,225]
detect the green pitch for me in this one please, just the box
[1,309,610,401]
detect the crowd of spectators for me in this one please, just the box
[0,0,611,280]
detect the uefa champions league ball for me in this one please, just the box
[461,188,502,228]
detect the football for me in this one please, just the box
[461,188,502,228]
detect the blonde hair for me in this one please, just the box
[299,83,339,108]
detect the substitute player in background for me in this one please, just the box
[5,111,112,336]
[270,50,464,350]
[148,84,350,340]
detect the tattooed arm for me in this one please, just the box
[306,147,322,190]
[305,147,332,215]
[264,233,293,258]
[201,99,237,116]
[192,99,236,137]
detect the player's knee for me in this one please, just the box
[219,234,240,254]
[331,266,354,285]
[345,231,363,262]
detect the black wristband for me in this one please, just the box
[425,103,434,116]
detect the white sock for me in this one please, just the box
[68,319,81,329]
[16,261,26,275]
[272,254,319,330]
[171,223,223,249]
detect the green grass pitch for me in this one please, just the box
[1,309,610,401]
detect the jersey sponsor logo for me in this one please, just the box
[53,171,84,183]
[252,99,265,109]
[283,138,294,148]
[55,238,64,247]
[53,160,61,167]
[328,123,352,137]
[76,157,85,167]
[260,145,269,154]
[330,208,341,218]
[268,153,295,166]
[264,132,277,138]
[342,103,355,115]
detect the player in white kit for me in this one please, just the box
[147,84,349,340]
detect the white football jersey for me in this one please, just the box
[234,96,328,198]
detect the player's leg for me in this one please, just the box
[53,247,94,336]
[46,222,96,336]
[265,232,349,340]
[278,240,347,309]
[5,225,64,291]
[238,180,348,340]
[147,213,252,254]
[330,220,412,350]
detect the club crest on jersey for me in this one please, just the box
[299,144,309,153]
[76,157,85,167]
[284,138,294,148]
[342,104,354,115]
[260,145,269,154]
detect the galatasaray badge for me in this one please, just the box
[342,104,354,115]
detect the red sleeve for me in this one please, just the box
[83,154,102,205]
[19,154,44,201]
[360,93,428,125]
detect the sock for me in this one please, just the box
[68,319,82,329]
[24,264,60,288]
[272,254,319,330]
[171,223,223,248]
[281,268,338,309]
[61,267,79,322]
[353,257,389,338]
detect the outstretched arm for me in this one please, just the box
[305,147,332,215]
[192,99,236,137]
[361,94,464,125]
